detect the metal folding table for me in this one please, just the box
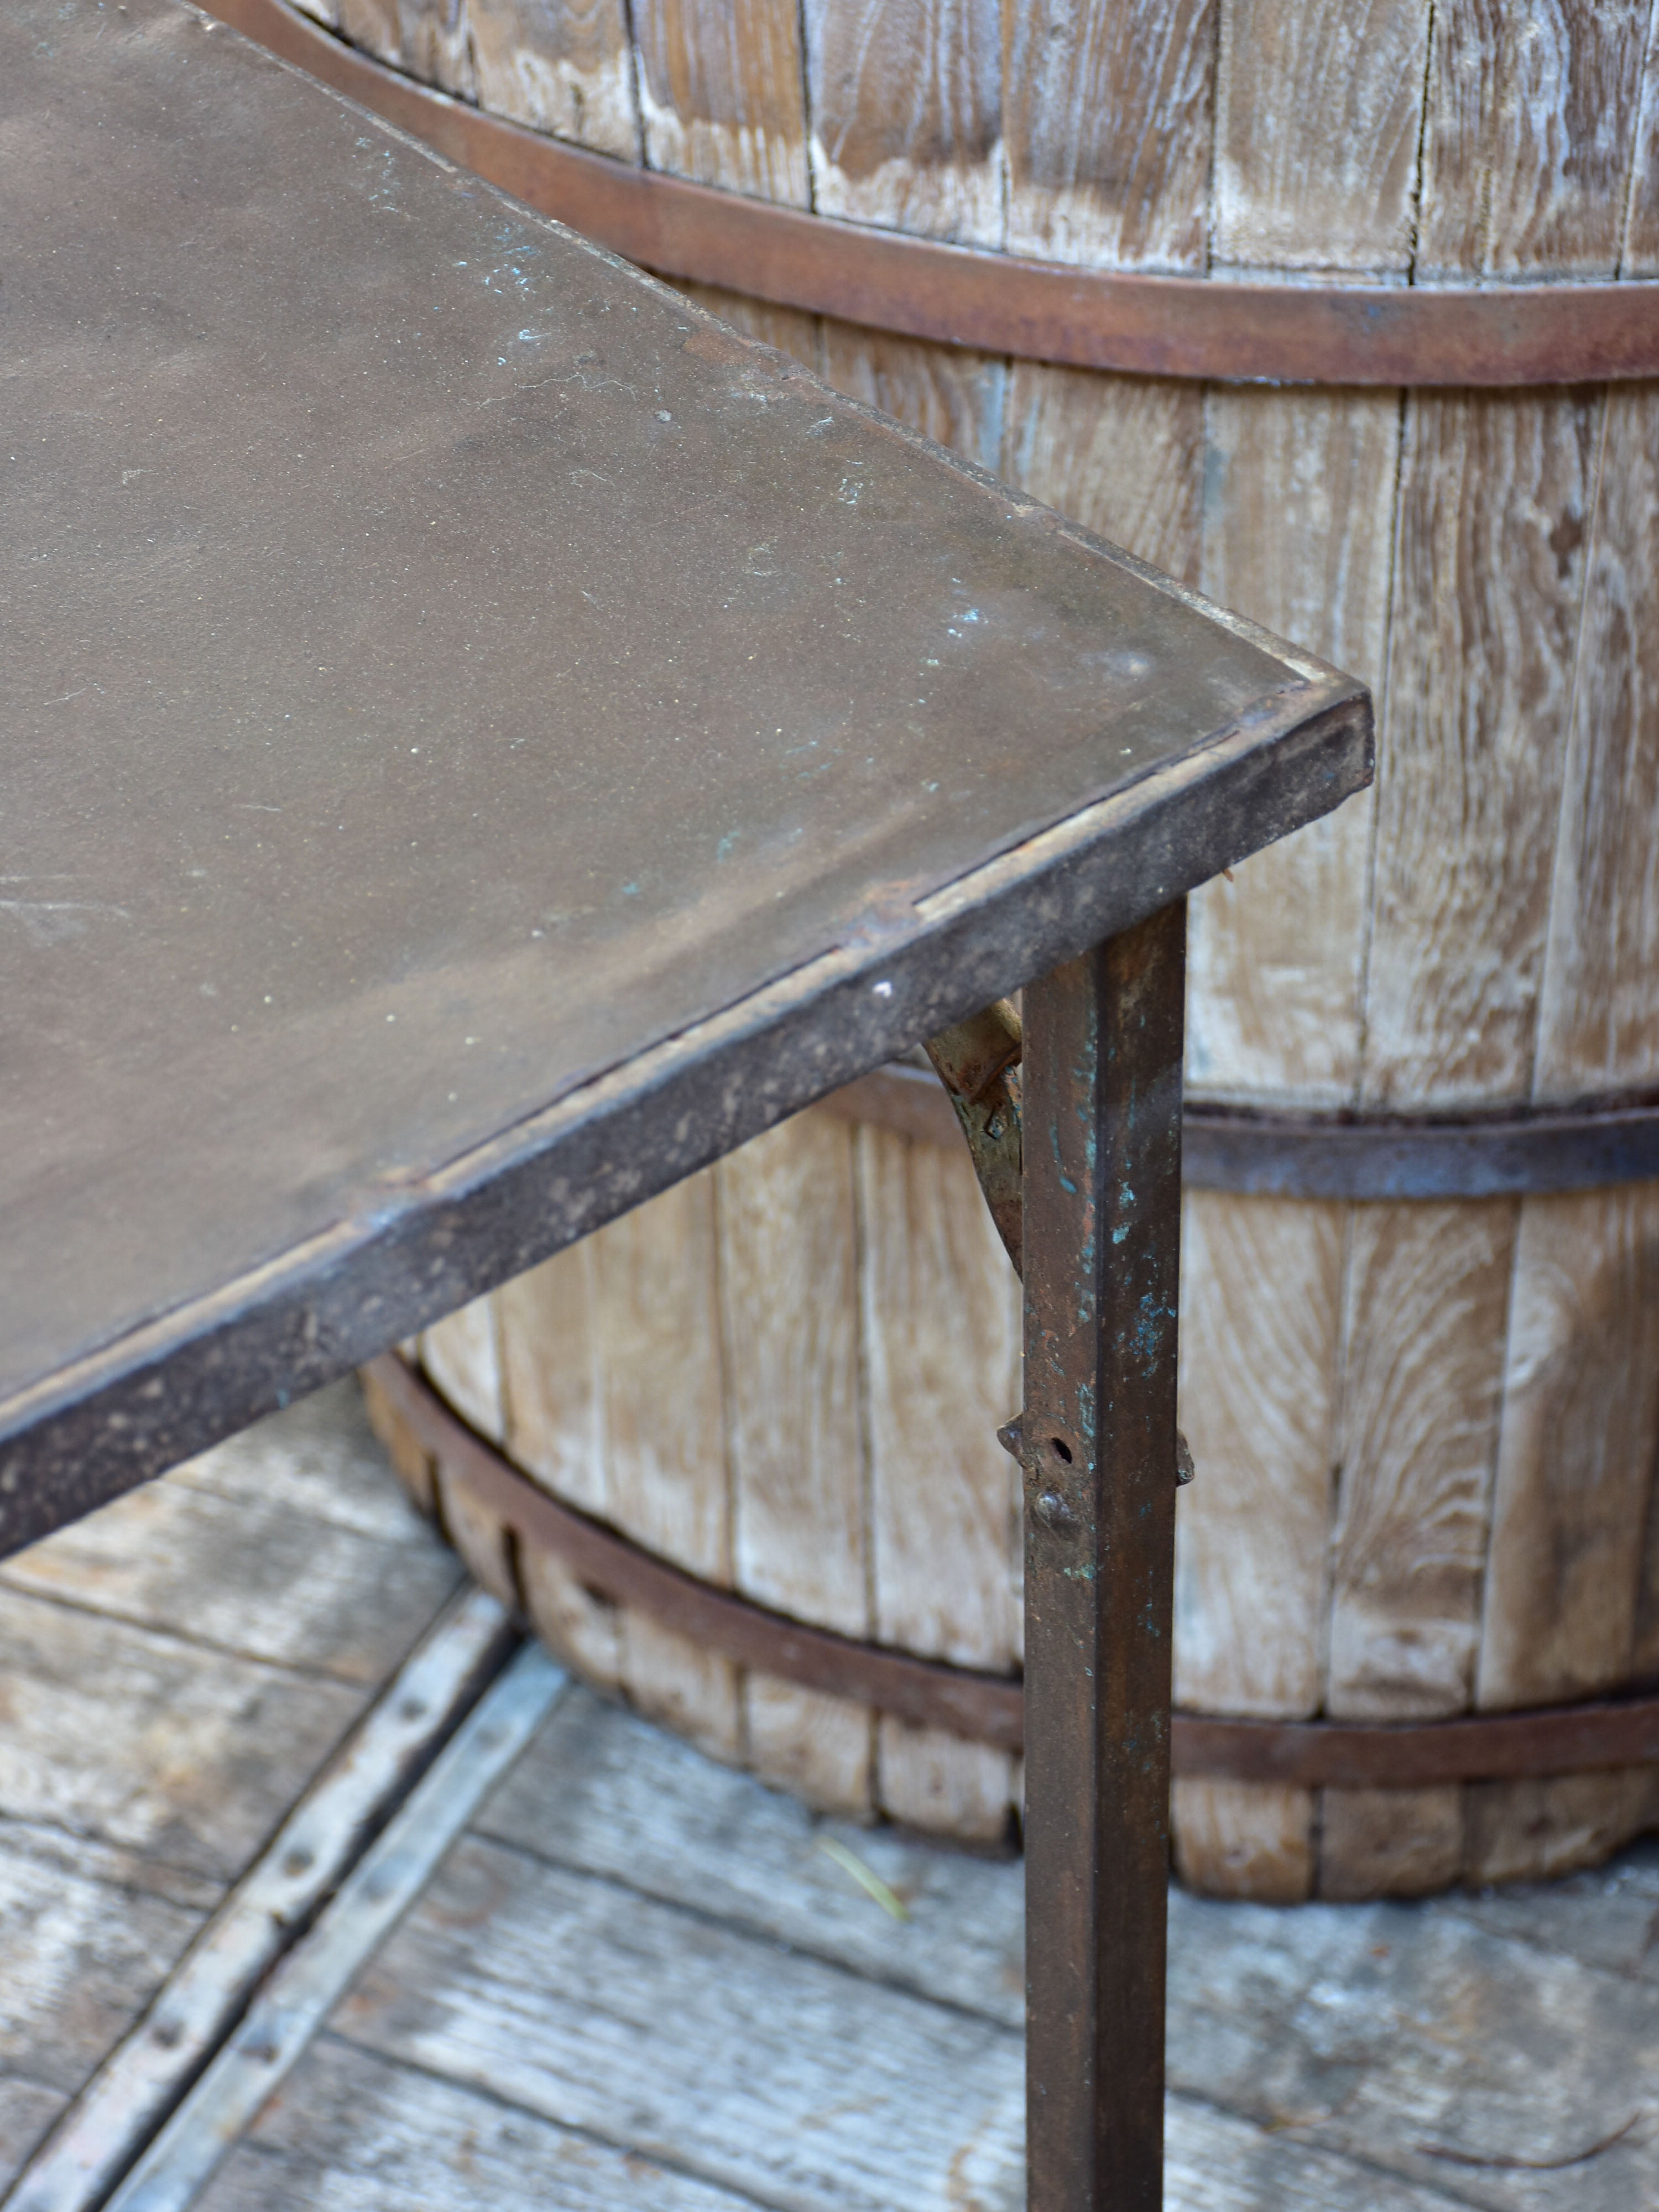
[0,2,1371,2200]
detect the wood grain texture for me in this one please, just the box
[1170,1780,1313,1903]
[200,2038,766,2212]
[1348,3,1656,1888]
[1317,1202,1513,1931]
[1325,1201,1516,1723]
[1416,0,1653,282]
[719,1118,864,1635]
[1465,1768,1659,1888]
[0,2086,65,2201]
[1446,1835,1659,1985]
[632,0,810,204]
[804,0,1004,248]
[1171,1877,1659,2204]
[336,1833,1024,2212]
[588,1176,740,1759]
[819,321,1006,473]
[717,1113,870,1813]
[0,1388,459,1887]
[1188,388,1397,1107]
[0,1823,216,2100]
[856,1127,1019,1671]
[1001,0,1214,268]
[857,1125,1019,1839]
[1172,1194,1342,1900]
[874,1721,1012,1843]
[1212,0,1430,274]
[481,1686,1026,2022]
[432,1467,519,1609]
[497,1245,603,1512]
[1625,2,1659,274]
[1003,366,1202,583]
[334,0,476,96]
[421,1296,504,1444]
[184,1382,435,1545]
[517,1546,625,1693]
[1429,18,1659,1879]
[463,0,638,157]
[1478,1185,1659,1709]
[1361,388,1602,1108]
[1316,1786,1462,1901]
[0,1598,360,1884]
[1534,387,1659,1095]
[0,1475,458,1687]
[223,2042,1520,2212]
[673,280,821,371]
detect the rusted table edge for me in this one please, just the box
[199,0,1659,389]
[0,688,1369,1557]
[825,1067,1659,1198]
[372,1353,1659,1790]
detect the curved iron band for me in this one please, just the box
[1183,1098,1659,1199]
[823,1066,1659,1199]
[373,1353,1659,1786]
[207,0,1659,389]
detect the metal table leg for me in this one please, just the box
[1020,902,1187,2210]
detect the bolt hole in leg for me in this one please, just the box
[1049,1436,1073,1463]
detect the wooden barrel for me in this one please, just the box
[320,0,1659,1896]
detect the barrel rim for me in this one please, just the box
[372,1352,1659,1789]
[204,0,1659,391]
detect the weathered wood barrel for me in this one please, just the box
[311,0,1659,1895]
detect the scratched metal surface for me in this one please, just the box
[1,0,1359,1454]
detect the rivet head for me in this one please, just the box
[1034,1490,1077,1534]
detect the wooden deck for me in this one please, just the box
[2,1384,1654,2212]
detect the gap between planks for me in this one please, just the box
[2,1588,534,2212]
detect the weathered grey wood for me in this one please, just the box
[0,1388,457,1874]
[7,1589,513,2212]
[332,1832,1025,2212]
[1160,2100,1467,2212]
[0,2094,63,2209]
[804,0,1005,249]
[0,1475,457,1689]
[472,1687,1659,2208]
[1168,1888,1659,2209]
[10,1364,1659,2212]
[197,2039,769,2212]
[0,1591,364,1885]
[1436,1837,1659,1986]
[478,1687,1027,2024]
[0,1386,467,2201]
[0,1825,215,2102]
[102,1652,570,2212]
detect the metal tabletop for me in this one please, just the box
[0,0,1368,1551]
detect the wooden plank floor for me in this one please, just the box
[2,1384,1655,2211]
